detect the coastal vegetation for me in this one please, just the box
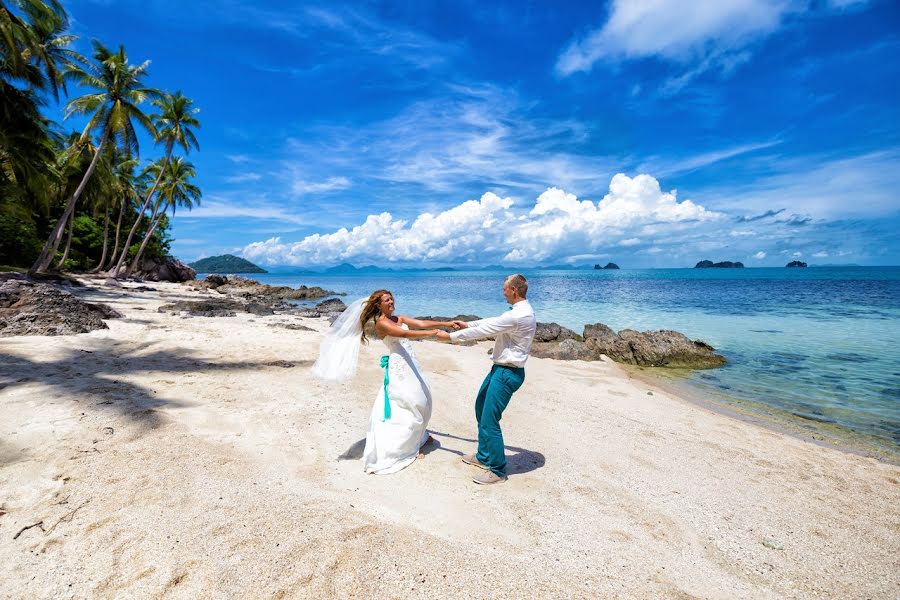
[694,260,744,268]
[0,1,200,277]
[189,254,267,274]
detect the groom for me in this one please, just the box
[437,274,536,485]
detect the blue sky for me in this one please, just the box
[59,0,900,267]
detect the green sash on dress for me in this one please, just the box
[379,355,391,421]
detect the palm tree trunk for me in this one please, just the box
[126,202,169,276]
[124,197,164,277]
[112,147,172,278]
[56,210,75,269]
[91,210,110,273]
[29,129,110,275]
[103,198,126,271]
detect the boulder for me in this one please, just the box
[204,275,342,303]
[530,339,594,360]
[581,322,726,368]
[315,298,347,312]
[534,321,581,342]
[619,329,726,368]
[0,279,122,337]
[157,299,245,317]
[583,323,635,363]
[133,256,196,282]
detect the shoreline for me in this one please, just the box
[624,364,900,467]
[1,278,898,598]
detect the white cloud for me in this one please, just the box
[640,140,781,176]
[754,251,767,259]
[241,174,723,266]
[224,172,262,183]
[179,195,310,225]
[812,251,828,257]
[706,148,900,219]
[555,0,797,85]
[291,176,351,195]
[281,84,614,196]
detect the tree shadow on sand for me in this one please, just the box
[338,429,545,476]
[0,343,312,431]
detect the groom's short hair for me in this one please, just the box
[506,274,528,298]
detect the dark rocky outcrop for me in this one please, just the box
[315,298,347,312]
[594,263,620,270]
[530,321,725,368]
[534,321,581,342]
[268,322,315,331]
[530,339,594,360]
[786,261,807,267]
[582,323,636,362]
[581,323,726,368]
[695,260,744,268]
[157,298,275,317]
[184,275,343,306]
[0,279,122,337]
[132,256,196,282]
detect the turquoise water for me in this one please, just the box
[246,267,900,454]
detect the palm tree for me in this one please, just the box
[127,156,200,275]
[114,90,198,278]
[1,0,73,216]
[29,40,158,275]
[14,1,75,95]
[1,1,67,89]
[52,133,110,269]
[91,147,138,272]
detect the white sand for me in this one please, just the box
[0,279,897,599]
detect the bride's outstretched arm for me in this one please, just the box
[376,317,439,340]
[398,316,458,330]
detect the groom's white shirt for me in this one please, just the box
[449,300,536,368]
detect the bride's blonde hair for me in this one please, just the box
[359,289,392,344]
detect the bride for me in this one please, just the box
[312,289,457,474]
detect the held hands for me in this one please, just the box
[434,330,452,341]
[451,320,468,330]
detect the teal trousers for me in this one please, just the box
[475,364,525,477]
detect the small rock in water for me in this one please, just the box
[762,538,783,550]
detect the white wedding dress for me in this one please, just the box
[362,324,433,474]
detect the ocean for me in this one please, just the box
[245,266,900,458]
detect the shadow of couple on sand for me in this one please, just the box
[339,429,545,476]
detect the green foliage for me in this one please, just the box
[0,201,42,265]
[189,254,267,274]
[0,2,199,272]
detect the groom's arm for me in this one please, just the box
[449,312,516,343]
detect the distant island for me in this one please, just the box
[695,260,744,269]
[189,254,267,274]
[786,261,808,267]
[594,262,620,270]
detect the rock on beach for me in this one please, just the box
[0,279,122,336]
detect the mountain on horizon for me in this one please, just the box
[190,254,267,273]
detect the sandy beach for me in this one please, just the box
[1,279,898,599]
